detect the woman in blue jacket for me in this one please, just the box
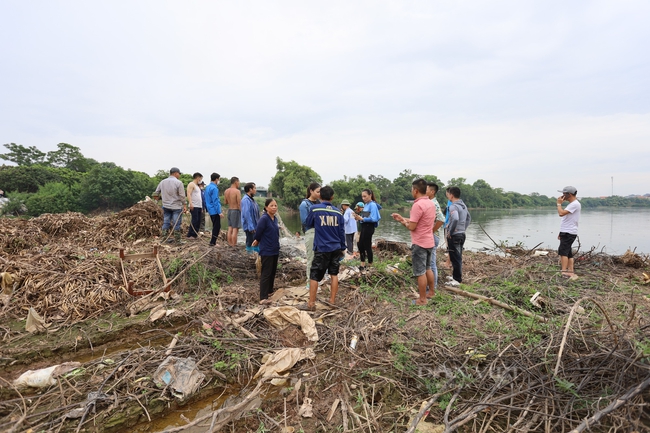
[252,199,280,303]
[354,188,381,269]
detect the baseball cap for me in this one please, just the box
[558,186,577,195]
[356,202,364,208]
[340,200,351,206]
[170,167,181,174]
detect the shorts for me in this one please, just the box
[558,232,577,258]
[309,250,343,282]
[411,244,433,277]
[227,209,242,228]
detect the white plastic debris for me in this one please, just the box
[14,362,82,388]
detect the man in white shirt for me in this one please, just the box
[556,186,581,278]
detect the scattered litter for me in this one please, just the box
[530,292,547,308]
[148,304,176,322]
[14,362,82,388]
[254,348,315,379]
[263,306,319,342]
[298,397,314,418]
[385,265,401,274]
[464,348,487,361]
[25,307,51,333]
[153,356,205,401]
[0,272,15,306]
[533,250,549,256]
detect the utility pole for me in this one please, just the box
[611,176,614,196]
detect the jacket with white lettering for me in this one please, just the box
[305,201,347,253]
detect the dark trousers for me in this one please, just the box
[448,233,466,283]
[245,230,255,248]
[199,209,206,232]
[187,208,202,238]
[358,224,375,264]
[345,233,355,254]
[209,214,221,245]
[260,255,279,300]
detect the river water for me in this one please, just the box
[274,207,650,255]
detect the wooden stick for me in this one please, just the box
[554,296,578,375]
[569,375,650,433]
[441,285,547,322]
[327,398,341,422]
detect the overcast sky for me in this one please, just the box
[2,1,649,197]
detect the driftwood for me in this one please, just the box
[569,375,650,433]
[441,284,548,322]
[375,239,410,255]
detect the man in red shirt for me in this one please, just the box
[391,178,436,305]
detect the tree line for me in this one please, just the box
[1,145,648,217]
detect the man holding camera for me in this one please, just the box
[557,186,581,278]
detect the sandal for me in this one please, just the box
[297,303,316,312]
[259,299,272,305]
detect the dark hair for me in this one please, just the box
[264,198,276,211]
[193,172,202,179]
[426,181,439,194]
[210,173,220,182]
[320,185,334,201]
[230,176,239,185]
[447,186,461,198]
[244,182,256,193]
[305,182,321,199]
[362,188,376,202]
[412,178,427,195]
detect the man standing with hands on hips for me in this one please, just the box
[556,186,581,278]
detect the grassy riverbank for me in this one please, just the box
[1,203,649,432]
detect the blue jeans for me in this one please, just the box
[163,207,183,231]
[430,235,439,288]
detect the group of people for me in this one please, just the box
[153,168,252,248]
[155,167,581,307]
[390,180,472,305]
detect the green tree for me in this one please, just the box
[392,169,421,204]
[79,164,156,211]
[268,158,322,209]
[368,174,395,205]
[330,175,380,206]
[46,143,97,172]
[0,165,64,193]
[0,143,47,166]
[25,182,82,216]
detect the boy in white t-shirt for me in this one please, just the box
[556,186,581,278]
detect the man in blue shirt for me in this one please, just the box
[204,173,224,246]
[301,185,346,311]
[340,200,357,256]
[240,182,260,253]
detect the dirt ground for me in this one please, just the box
[1,202,649,432]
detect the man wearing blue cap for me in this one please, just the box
[556,186,581,278]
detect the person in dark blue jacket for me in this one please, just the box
[252,199,280,303]
[301,186,346,311]
[241,182,261,253]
